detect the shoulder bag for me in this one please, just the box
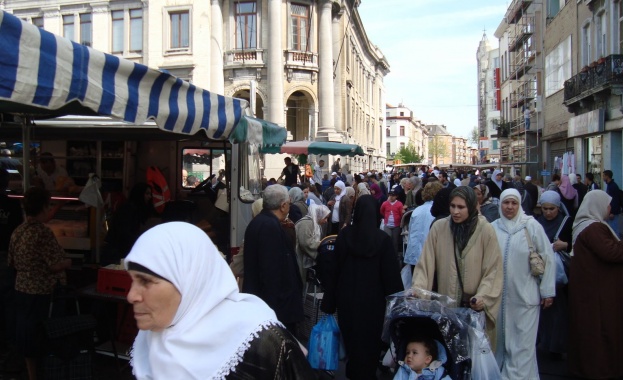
[524,227,545,277]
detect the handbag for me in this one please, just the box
[524,227,545,277]
[307,315,340,370]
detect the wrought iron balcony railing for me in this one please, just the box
[564,54,623,104]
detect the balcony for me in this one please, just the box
[224,49,265,68]
[507,0,533,24]
[564,55,623,106]
[509,19,534,53]
[284,50,319,83]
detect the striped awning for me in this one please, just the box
[0,10,285,146]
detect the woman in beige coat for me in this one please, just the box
[295,204,331,283]
[411,186,504,349]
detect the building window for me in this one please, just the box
[80,13,92,47]
[400,126,405,136]
[291,3,309,51]
[111,10,124,53]
[400,142,405,150]
[170,11,190,50]
[112,9,143,54]
[130,9,143,52]
[545,36,572,97]
[32,17,43,28]
[386,142,391,155]
[400,111,404,116]
[582,24,591,67]
[235,2,257,49]
[386,128,390,137]
[63,15,74,41]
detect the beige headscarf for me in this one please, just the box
[357,182,371,196]
[572,190,619,245]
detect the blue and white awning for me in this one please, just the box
[0,10,286,145]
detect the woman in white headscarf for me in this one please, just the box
[568,190,623,379]
[295,204,331,282]
[356,182,371,197]
[491,189,556,379]
[125,222,315,379]
[339,187,355,229]
[327,180,345,234]
[486,169,509,202]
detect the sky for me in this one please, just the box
[357,0,508,140]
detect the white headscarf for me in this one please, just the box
[334,180,346,201]
[492,169,503,190]
[498,188,530,232]
[572,190,619,245]
[125,222,279,380]
[453,178,462,187]
[308,204,331,242]
[357,182,371,196]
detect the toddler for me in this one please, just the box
[393,338,451,380]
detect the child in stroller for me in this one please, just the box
[394,337,451,380]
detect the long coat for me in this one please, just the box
[321,227,402,380]
[412,216,503,349]
[568,222,623,379]
[492,215,556,380]
[242,210,304,324]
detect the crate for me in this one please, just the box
[96,266,132,296]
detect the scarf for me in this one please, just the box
[288,187,304,204]
[370,183,383,200]
[449,186,479,253]
[343,195,384,256]
[334,181,346,201]
[558,175,578,201]
[497,188,531,233]
[357,182,371,196]
[125,222,279,380]
[475,184,492,206]
[492,169,503,190]
[307,204,331,242]
[572,190,619,245]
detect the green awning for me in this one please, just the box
[229,116,287,147]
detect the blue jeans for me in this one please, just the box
[607,215,620,238]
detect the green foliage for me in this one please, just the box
[470,126,479,146]
[394,144,424,164]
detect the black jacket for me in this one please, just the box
[242,210,304,324]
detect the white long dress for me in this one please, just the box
[492,213,556,380]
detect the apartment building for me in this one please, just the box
[5,0,390,175]
[494,0,543,177]
[476,33,502,163]
[385,103,428,162]
[427,124,453,166]
[452,136,470,164]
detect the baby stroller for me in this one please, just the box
[382,289,500,380]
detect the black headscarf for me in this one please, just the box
[343,195,384,256]
[449,186,479,253]
[430,187,452,218]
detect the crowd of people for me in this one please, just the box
[2,154,623,379]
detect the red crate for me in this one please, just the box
[96,266,132,296]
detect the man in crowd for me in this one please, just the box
[524,175,539,211]
[242,185,303,333]
[311,159,326,194]
[602,170,621,236]
[277,157,301,187]
[438,171,456,190]
[585,172,600,191]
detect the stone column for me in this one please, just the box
[210,0,225,94]
[332,7,343,138]
[317,0,339,141]
[267,0,284,125]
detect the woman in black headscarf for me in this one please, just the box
[321,195,403,380]
[429,186,452,225]
[412,186,504,349]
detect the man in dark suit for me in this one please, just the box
[242,185,303,333]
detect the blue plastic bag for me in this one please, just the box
[307,315,340,370]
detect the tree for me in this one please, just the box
[428,136,448,166]
[470,126,479,146]
[394,143,424,164]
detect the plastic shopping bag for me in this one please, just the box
[555,252,569,285]
[308,315,340,370]
[467,317,501,380]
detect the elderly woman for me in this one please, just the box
[295,204,331,282]
[339,187,355,230]
[404,181,443,268]
[321,195,402,380]
[126,222,316,379]
[535,191,572,358]
[404,177,422,211]
[473,183,499,222]
[568,190,623,379]
[491,189,556,378]
[8,187,72,380]
[327,180,345,234]
[287,187,306,223]
[412,186,503,349]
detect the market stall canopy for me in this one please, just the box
[261,140,365,156]
[0,10,286,147]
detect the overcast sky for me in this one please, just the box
[357,0,507,140]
